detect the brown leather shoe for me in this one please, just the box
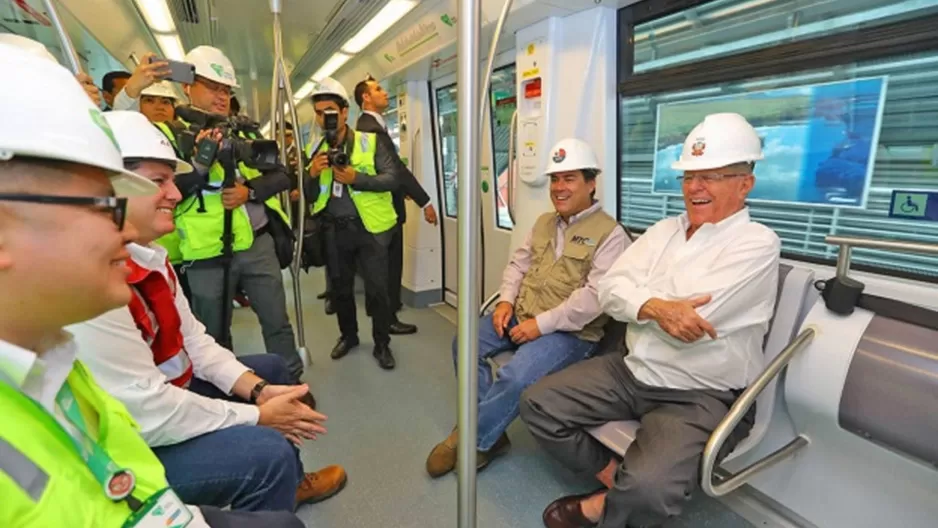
[296,465,347,507]
[426,428,459,478]
[542,489,606,528]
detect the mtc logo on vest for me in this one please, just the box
[570,235,596,247]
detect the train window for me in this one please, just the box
[383,81,401,150]
[618,0,938,281]
[436,83,459,218]
[489,64,517,230]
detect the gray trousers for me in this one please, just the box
[200,506,304,528]
[186,232,303,380]
[519,353,754,528]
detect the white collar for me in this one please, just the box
[127,242,168,271]
[0,332,75,388]
[677,207,751,237]
[364,110,387,130]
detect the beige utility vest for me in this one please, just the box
[514,208,618,342]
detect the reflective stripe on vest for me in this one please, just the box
[126,259,194,388]
[0,437,48,502]
[306,131,397,234]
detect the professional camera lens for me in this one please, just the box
[327,149,349,167]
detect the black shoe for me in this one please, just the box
[317,291,329,300]
[389,321,417,335]
[331,336,359,359]
[324,299,335,315]
[373,344,395,370]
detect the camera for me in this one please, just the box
[322,110,349,168]
[175,106,280,169]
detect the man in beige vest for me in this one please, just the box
[426,138,629,478]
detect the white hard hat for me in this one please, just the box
[104,111,193,175]
[671,112,764,172]
[140,80,178,100]
[544,138,601,175]
[312,77,350,105]
[184,45,238,88]
[0,46,156,196]
[0,33,58,63]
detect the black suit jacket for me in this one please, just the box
[356,112,430,224]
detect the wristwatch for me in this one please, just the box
[249,380,269,404]
[247,187,257,201]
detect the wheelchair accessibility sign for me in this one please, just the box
[889,191,933,220]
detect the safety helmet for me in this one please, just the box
[544,138,601,175]
[140,80,178,100]
[0,46,156,196]
[104,111,193,175]
[312,77,350,105]
[184,45,239,88]
[671,112,764,172]
[0,33,58,63]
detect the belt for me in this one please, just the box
[253,224,270,237]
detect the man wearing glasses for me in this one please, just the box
[0,44,304,528]
[521,113,781,528]
[152,45,306,386]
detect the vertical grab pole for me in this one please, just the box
[456,1,482,528]
[270,0,310,367]
[41,0,82,74]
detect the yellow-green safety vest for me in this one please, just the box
[305,131,397,234]
[0,360,172,527]
[154,120,290,262]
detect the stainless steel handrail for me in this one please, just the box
[456,1,482,526]
[41,0,82,74]
[700,327,816,497]
[479,292,501,316]
[269,0,309,367]
[826,235,938,278]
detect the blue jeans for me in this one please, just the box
[452,314,595,451]
[153,354,304,512]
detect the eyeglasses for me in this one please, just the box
[677,173,747,185]
[0,194,127,230]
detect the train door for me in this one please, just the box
[432,58,518,308]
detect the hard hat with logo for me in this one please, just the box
[671,112,764,172]
[104,111,193,175]
[140,80,178,100]
[312,77,350,105]
[184,45,239,88]
[0,33,58,63]
[544,138,601,175]
[0,46,156,196]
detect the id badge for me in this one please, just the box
[332,181,343,198]
[123,488,193,528]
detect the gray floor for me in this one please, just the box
[229,269,753,528]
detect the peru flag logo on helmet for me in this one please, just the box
[552,148,566,163]
[691,139,706,157]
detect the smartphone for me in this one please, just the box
[150,56,196,84]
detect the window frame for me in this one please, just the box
[434,80,459,219]
[487,62,518,231]
[615,0,938,283]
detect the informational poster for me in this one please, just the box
[652,76,889,208]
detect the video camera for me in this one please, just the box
[322,110,349,168]
[174,105,280,169]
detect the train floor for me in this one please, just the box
[227,269,755,528]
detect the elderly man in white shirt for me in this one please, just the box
[520,112,781,528]
[67,111,348,514]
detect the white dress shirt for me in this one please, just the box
[67,242,259,447]
[598,208,780,391]
[0,335,209,526]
